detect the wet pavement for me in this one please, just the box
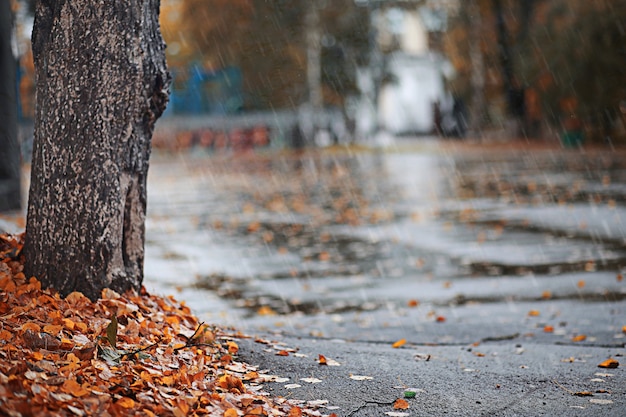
[143,139,626,415]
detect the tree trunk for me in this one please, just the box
[468,0,486,134]
[0,0,21,212]
[24,1,169,301]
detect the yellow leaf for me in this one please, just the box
[117,397,136,409]
[62,318,76,330]
[224,409,238,417]
[527,310,540,317]
[257,306,276,316]
[161,375,175,386]
[43,324,63,335]
[597,358,619,369]
[226,341,239,354]
[21,322,41,333]
[392,339,406,349]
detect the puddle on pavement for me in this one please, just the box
[145,146,626,323]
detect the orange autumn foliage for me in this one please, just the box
[0,233,308,416]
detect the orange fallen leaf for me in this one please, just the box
[20,322,41,333]
[393,398,410,409]
[577,280,586,288]
[247,406,265,415]
[543,325,554,333]
[288,407,303,417]
[224,409,238,417]
[257,306,276,316]
[61,378,90,397]
[276,350,290,356]
[117,397,136,408]
[407,299,419,308]
[392,339,406,348]
[436,316,446,322]
[571,334,587,342]
[541,290,552,299]
[318,354,327,365]
[622,325,626,334]
[597,358,619,369]
[617,273,623,282]
[528,310,540,317]
[226,341,239,354]
[62,318,76,330]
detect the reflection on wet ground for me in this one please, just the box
[144,143,626,328]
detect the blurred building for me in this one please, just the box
[355,2,460,137]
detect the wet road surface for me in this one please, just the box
[144,141,626,342]
[143,141,626,415]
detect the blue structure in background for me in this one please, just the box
[167,64,243,115]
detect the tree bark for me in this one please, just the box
[24,1,169,301]
[468,0,486,134]
[0,0,21,212]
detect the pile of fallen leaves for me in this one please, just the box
[0,233,316,417]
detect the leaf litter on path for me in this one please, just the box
[0,233,329,416]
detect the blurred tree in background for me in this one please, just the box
[444,0,626,141]
[13,0,626,141]
[176,0,369,110]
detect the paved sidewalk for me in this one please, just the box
[235,321,625,416]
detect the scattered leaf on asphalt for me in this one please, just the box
[543,325,554,333]
[404,391,416,398]
[574,391,593,397]
[528,310,540,317]
[392,338,406,348]
[349,374,373,381]
[572,334,587,342]
[318,354,340,366]
[597,358,619,369]
[393,399,410,409]
[384,412,410,417]
[300,377,323,383]
[589,399,614,405]
[284,384,302,389]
